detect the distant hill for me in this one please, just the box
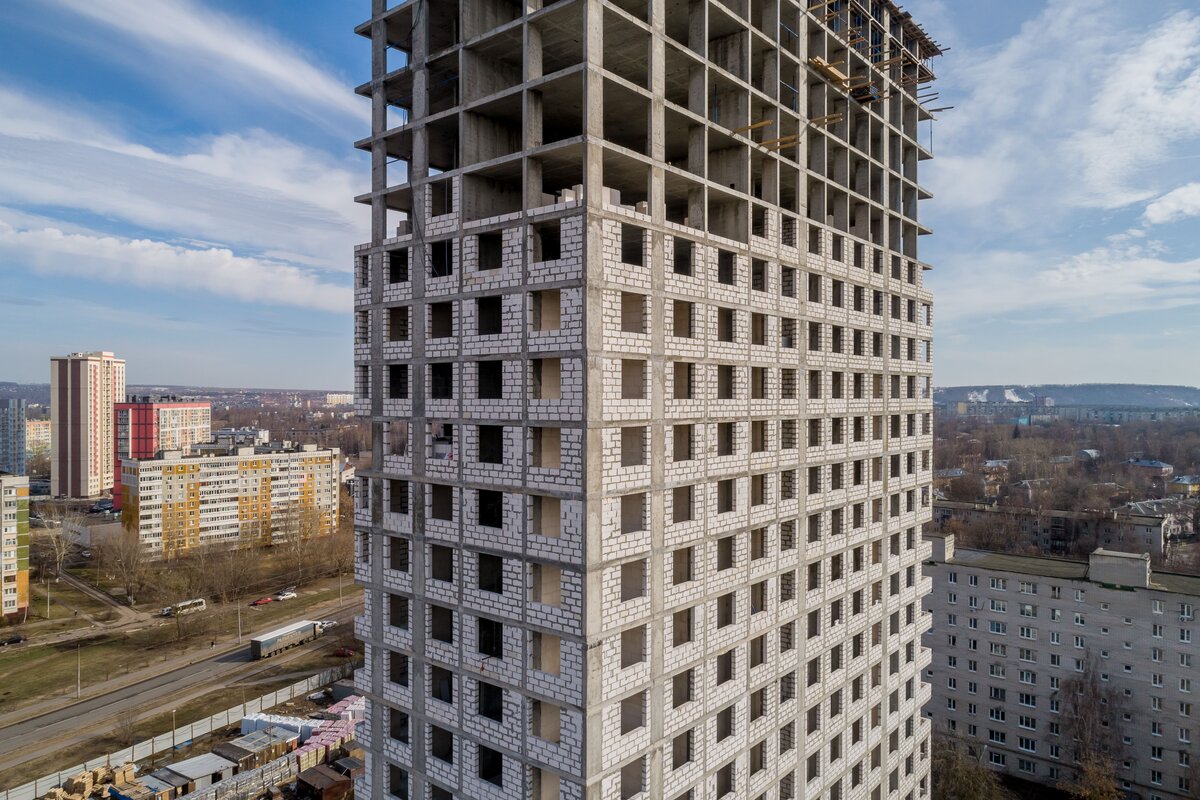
[934,384,1200,408]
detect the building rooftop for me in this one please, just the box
[162,753,236,781]
[1125,458,1173,468]
[936,543,1200,596]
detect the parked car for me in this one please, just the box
[250,597,274,606]
[2,635,27,646]
[274,590,298,601]
[318,619,339,630]
[333,647,357,657]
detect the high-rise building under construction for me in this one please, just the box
[352,0,941,797]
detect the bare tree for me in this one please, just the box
[100,528,148,606]
[31,524,75,582]
[1057,655,1126,800]
[113,707,140,747]
[930,731,1016,800]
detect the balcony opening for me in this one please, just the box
[478,490,503,528]
[431,665,453,703]
[477,296,503,335]
[430,240,453,277]
[478,617,503,658]
[477,360,503,399]
[621,493,646,534]
[430,302,454,338]
[717,307,736,342]
[532,427,561,468]
[621,626,645,667]
[621,224,645,266]
[532,701,561,743]
[717,422,735,456]
[388,249,409,283]
[532,289,561,331]
[620,693,645,734]
[429,363,453,399]
[621,426,646,467]
[532,495,561,537]
[388,365,409,399]
[672,300,693,337]
[621,359,646,399]
[717,249,735,285]
[673,486,693,523]
[673,362,694,399]
[478,681,503,722]
[430,605,454,643]
[620,292,646,333]
[621,560,646,601]
[430,725,453,763]
[478,425,504,464]
[673,237,694,275]
[717,479,735,512]
[532,220,561,261]
[717,364,735,399]
[673,424,694,461]
[478,231,503,270]
[751,259,767,292]
[430,484,453,520]
[478,745,503,787]
[532,631,560,674]
[431,545,454,582]
[388,306,409,341]
[478,553,504,594]
[532,358,562,399]
[532,563,562,605]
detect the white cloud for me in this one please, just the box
[1144,182,1200,225]
[50,0,365,125]
[0,221,350,314]
[928,1,1200,224]
[0,86,366,269]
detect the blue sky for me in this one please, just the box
[1,1,1199,389]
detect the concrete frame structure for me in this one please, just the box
[0,473,30,620]
[923,533,1200,800]
[119,442,340,558]
[50,351,126,499]
[0,399,27,477]
[352,1,941,799]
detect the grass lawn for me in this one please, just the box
[0,580,361,715]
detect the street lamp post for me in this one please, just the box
[76,645,81,698]
[171,709,177,750]
[237,602,243,644]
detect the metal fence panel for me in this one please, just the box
[3,664,352,800]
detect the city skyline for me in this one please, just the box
[4,0,1200,389]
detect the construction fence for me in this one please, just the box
[3,665,354,800]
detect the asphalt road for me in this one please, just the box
[0,605,358,766]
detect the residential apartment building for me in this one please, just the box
[212,427,272,448]
[327,393,355,406]
[0,399,27,476]
[931,500,1186,559]
[923,533,1200,800]
[120,442,340,558]
[352,1,940,799]
[0,473,30,620]
[112,397,213,511]
[25,418,51,458]
[50,351,126,498]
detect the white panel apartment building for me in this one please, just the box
[50,351,125,498]
[923,533,1200,800]
[121,443,340,557]
[352,1,940,799]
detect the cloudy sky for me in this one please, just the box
[1,0,1199,389]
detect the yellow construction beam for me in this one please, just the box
[732,120,773,135]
